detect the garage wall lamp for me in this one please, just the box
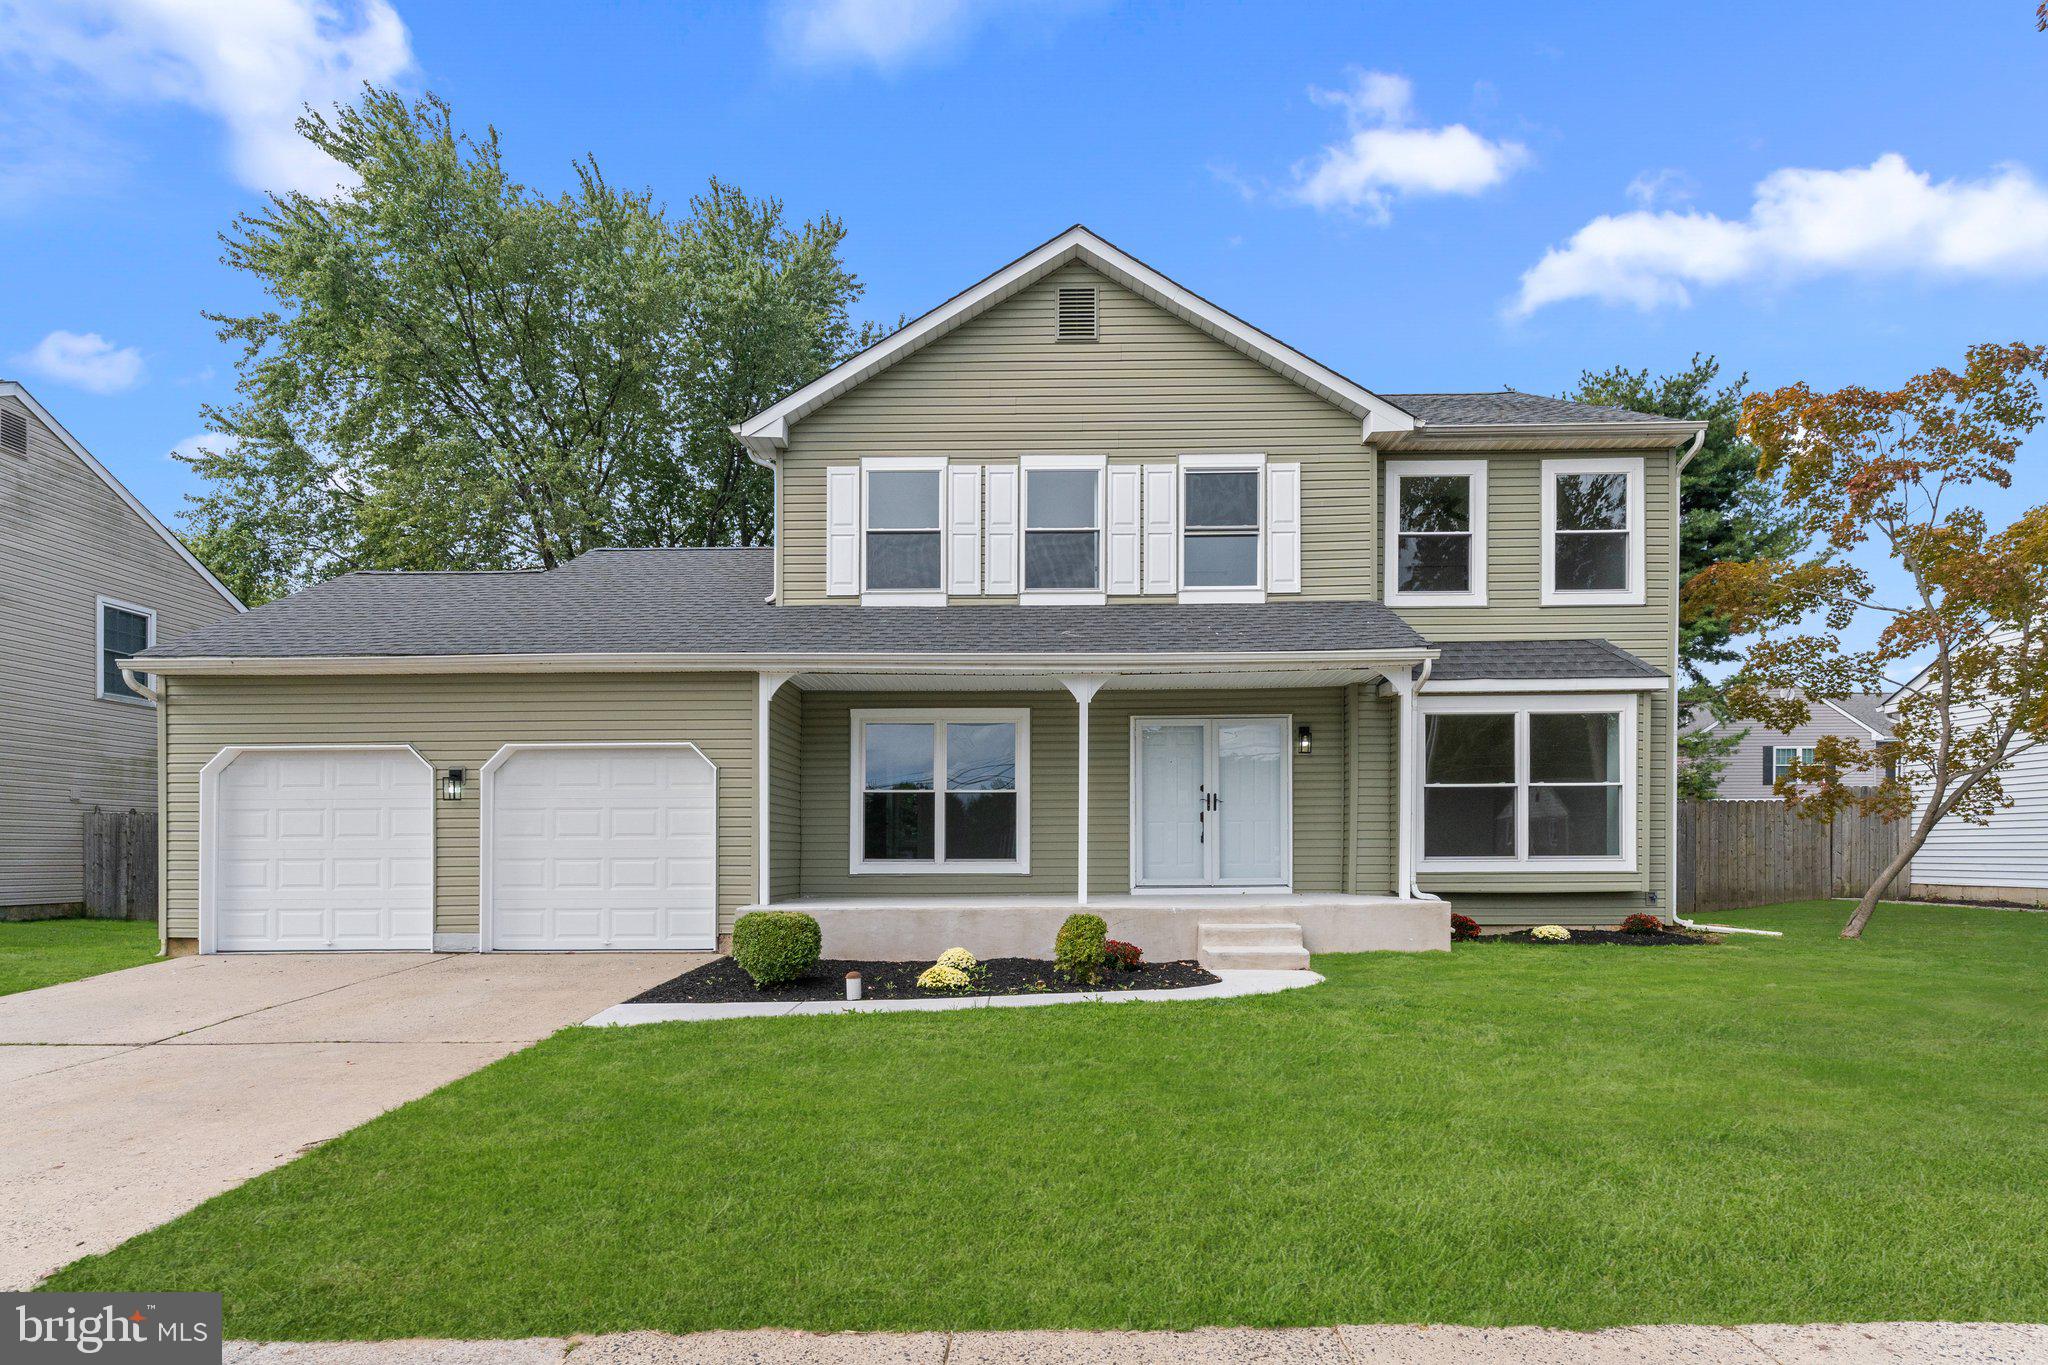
[442,767,466,801]
[1296,726,1313,756]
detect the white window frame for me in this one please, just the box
[1770,745,1816,785]
[1019,453,1107,605]
[1540,455,1645,607]
[1176,452,1266,604]
[1384,459,1487,606]
[849,707,1031,875]
[1414,693,1637,873]
[95,595,156,706]
[859,456,949,606]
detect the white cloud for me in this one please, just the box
[773,0,1093,70]
[1291,70,1528,222]
[1625,167,1693,209]
[13,331,146,394]
[1513,154,2048,316]
[0,0,415,196]
[169,430,237,462]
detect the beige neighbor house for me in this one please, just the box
[1,381,244,917]
[129,228,1703,964]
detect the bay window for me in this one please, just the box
[1419,696,1635,870]
[1021,456,1104,601]
[1541,456,1644,606]
[1386,460,1486,604]
[853,709,1029,872]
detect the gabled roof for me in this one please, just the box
[1688,690,1895,741]
[733,225,1419,460]
[1,380,245,613]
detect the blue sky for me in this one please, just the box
[2,0,2044,669]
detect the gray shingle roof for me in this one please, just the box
[1829,695,1896,740]
[1428,639,1665,682]
[136,548,1431,662]
[1386,392,1676,426]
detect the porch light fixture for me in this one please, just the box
[1296,726,1313,756]
[442,767,465,802]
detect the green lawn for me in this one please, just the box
[0,918,158,997]
[46,902,2048,1336]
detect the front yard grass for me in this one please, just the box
[0,917,158,997]
[47,901,2048,1336]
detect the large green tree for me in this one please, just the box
[183,88,877,598]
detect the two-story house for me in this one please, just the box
[1,381,244,918]
[129,228,1700,961]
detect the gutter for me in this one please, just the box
[118,666,159,704]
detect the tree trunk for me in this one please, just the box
[1842,823,1922,939]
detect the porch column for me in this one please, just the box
[1382,665,1419,899]
[756,672,794,905]
[1061,676,1109,905]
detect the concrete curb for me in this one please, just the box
[581,969,1324,1026]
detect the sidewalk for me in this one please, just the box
[223,1322,2048,1363]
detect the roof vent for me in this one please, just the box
[0,408,25,457]
[1055,285,1098,342]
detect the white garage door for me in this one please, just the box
[211,748,434,951]
[486,745,717,950]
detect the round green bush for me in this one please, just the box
[731,910,822,987]
[1054,912,1109,983]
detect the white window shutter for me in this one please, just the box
[1267,462,1302,594]
[946,464,982,595]
[826,466,860,596]
[1106,464,1141,595]
[1141,463,1177,594]
[984,465,1020,595]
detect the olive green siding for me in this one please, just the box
[160,672,758,942]
[776,262,1375,605]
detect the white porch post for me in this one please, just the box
[757,672,794,905]
[1061,676,1109,905]
[1382,665,1419,899]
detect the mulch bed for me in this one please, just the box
[627,956,1221,1004]
[1479,928,1715,947]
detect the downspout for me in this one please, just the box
[122,667,170,956]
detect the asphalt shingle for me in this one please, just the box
[1386,391,1678,426]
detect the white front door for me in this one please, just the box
[1134,717,1291,888]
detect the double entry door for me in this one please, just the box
[1135,717,1290,888]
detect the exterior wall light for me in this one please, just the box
[1296,726,1313,756]
[442,767,465,801]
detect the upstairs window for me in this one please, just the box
[1541,456,1644,606]
[1182,468,1262,589]
[862,462,944,598]
[1022,456,1104,599]
[1419,698,1635,870]
[97,598,154,704]
[1386,460,1486,605]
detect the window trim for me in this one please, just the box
[1384,458,1488,607]
[95,596,156,707]
[849,707,1031,875]
[1019,453,1107,605]
[1415,693,1637,873]
[1770,745,1816,785]
[1540,455,1645,607]
[859,456,948,607]
[1176,452,1266,604]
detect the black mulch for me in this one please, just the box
[1480,928,1715,947]
[627,956,1220,1004]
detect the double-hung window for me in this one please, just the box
[852,709,1029,873]
[1178,454,1265,601]
[1419,696,1635,870]
[1021,455,1104,602]
[1770,745,1815,786]
[1385,460,1486,604]
[1541,456,1644,605]
[862,459,946,602]
[96,597,155,705]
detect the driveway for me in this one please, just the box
[0,951,697,1289]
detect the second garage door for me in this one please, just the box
[484,745,718,950]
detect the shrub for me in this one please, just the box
[1054,913,1109,982]
[1450,913,1482,941]
[915,963,971,991]
[1620,912,1664,936]
[1530,924,1571,943]
[1104,939,1142,970]
[730,910,821,987]
[936,946,979,971]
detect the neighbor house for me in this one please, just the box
[1681,692,1896,800]
[0,381,244,917]
[127,228,1702,964]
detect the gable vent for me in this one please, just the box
[0,408,25,457]
[1055,285,1099,342]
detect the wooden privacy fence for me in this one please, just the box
[83,808,158,921]
[1677,799,1910,916]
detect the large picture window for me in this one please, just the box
[1386,460,1486,604]
[852,709,1029,873]
[1419,697,1635,870]
[863,463,945,596]
[1541,456,1644,606]
[1021,457,1104,599]
[97,597,155,705]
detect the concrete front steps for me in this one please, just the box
[1197,921,1310,972]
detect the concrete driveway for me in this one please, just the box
[0,951,698,1290]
